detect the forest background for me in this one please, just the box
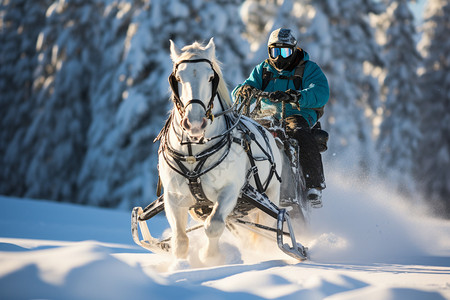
[1,0,448,216]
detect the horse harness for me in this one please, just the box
[157,58,281,216]
[156,111,281,216]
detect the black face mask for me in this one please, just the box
[269,48,302,71]
[270,55,292,70]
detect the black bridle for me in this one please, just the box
[168,59,220,121]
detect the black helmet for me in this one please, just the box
[267,28,297,70]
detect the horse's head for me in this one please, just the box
[169,38,220,141]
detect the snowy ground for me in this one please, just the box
[1,173,449,300]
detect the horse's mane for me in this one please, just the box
[172,41,233,109]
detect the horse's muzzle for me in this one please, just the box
[182,116,208,136]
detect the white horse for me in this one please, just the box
[159,38,282,265]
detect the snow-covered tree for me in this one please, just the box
[239,0,314,70]
[163,0,250,87]
[416,0,450,216]
[375,0,422,193]
[0,0,250,208]
[240,0,287,53]
[75,0,154,207]
[8,0,441,211]
[17,0,103,201]
[0,0,52,196]
[311,0,384,176]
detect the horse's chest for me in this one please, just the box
[160,144,247,202]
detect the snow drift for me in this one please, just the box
[1,173,449,299]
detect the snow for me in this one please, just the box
[1,173,449,300]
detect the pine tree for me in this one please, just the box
[312,0,384,176]
[416,0,450,216]
[1,0,250,208]
[20,0,104,201]
[0,0,52,196]
[376,0,422,193]
[76,0,157,207]
[240,0,280,51]
[239,0,313,70]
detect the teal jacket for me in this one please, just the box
[232,50,329,126]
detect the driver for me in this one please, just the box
[232,28,329,207]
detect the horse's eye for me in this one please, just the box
[176,76,181,82]
[209,75,214,82]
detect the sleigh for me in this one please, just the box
[131,94,315,261]
[130,40,324,262]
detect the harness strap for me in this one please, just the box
[154,113,173,143]
[162,136,231,181]
[254,124,282,185]
[261,59,306,91]
[185,99,207,112]
[166,134,229,163]
[156,176,162,197]
[188,178,211,205]
[244,137,265,193]
[233,121,282,194]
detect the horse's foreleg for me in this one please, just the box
[203,203,225,257]
[201,190,237,263]
[165,194,189,259]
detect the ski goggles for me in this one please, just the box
[269,47,293,59]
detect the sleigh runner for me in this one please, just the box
[132,183,308,260]
[131,39,312,263]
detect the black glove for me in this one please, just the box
[268,90,299,103]
[268,91,289,102]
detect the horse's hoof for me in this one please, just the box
[200,249,225,266]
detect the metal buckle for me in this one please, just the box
[186,156,196,164]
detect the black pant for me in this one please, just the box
[285,115,325,189]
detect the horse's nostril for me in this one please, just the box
[182,118,191,130]
[200,118,207,129]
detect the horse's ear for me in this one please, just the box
[205,37,216,59]
[170,39,181,61]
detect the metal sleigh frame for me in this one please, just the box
[131,181,308,261]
